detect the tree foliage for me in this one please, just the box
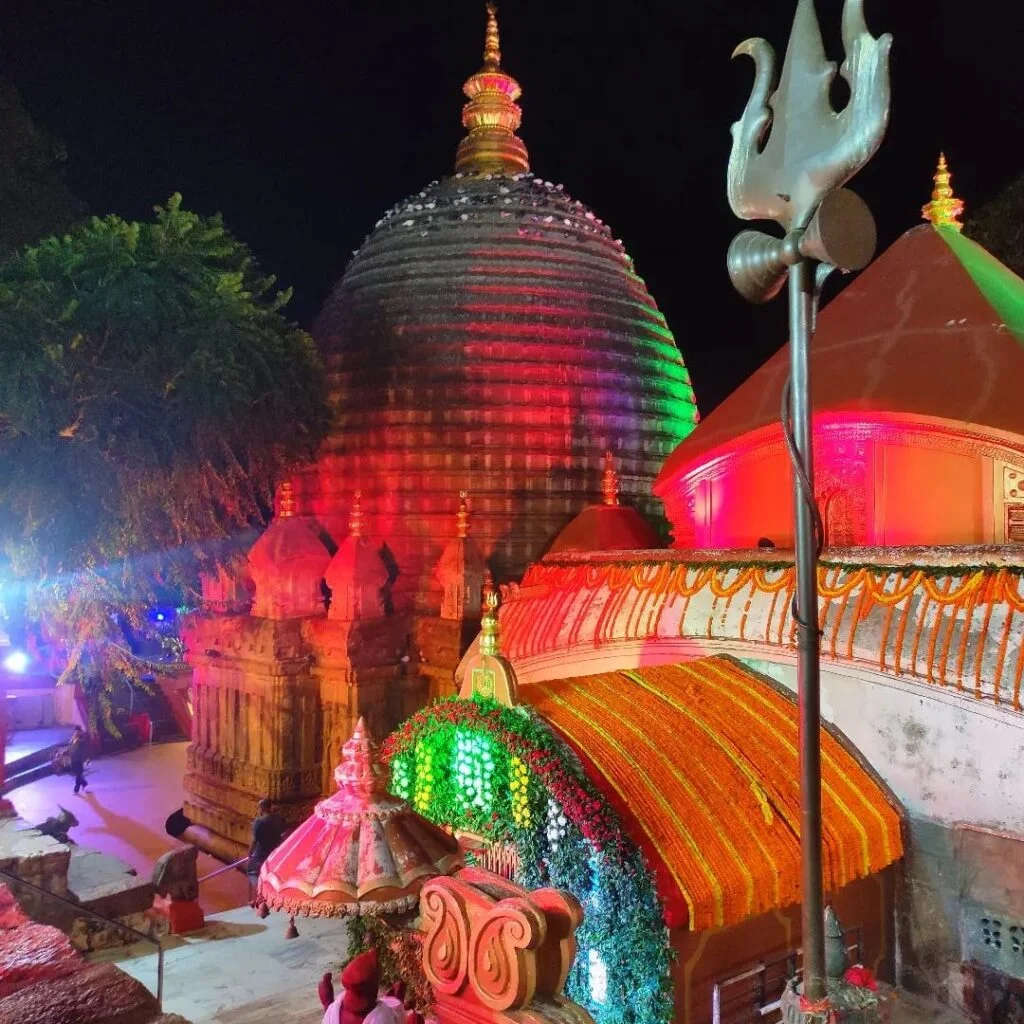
[966,173,1024,278]
[0,195,330,728]
[0,78,86,258]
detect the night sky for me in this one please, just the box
[2,1,1021,412]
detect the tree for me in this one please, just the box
[0,78,86,257]
[0,195,330,732]
[966,173,1024,278]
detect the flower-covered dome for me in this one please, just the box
[296,5,697,608]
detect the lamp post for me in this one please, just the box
[725,0,891,1012]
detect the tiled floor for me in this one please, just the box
[7,741,248,914]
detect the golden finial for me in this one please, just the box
[922,153,964,232]
[349,490,363,539]
[602,451,620,506]
[456,491,470,539]
[479,570,499,656]
[483,2,501,68]
[455,4,529,175]
[277,480,296,518]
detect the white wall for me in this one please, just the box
[740,655,1024,833]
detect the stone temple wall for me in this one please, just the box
[181,609,452,859]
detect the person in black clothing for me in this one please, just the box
[68,726,89,795]
[248,798,284,903]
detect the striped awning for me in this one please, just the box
[527,656,903,931]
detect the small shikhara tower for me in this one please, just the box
[180,4,696,858]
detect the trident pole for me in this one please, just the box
[789,256,826,1000]
[724,0,892,1012]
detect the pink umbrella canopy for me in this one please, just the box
[257,718,462,917]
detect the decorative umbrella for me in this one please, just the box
[257,718,461,920]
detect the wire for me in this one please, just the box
[781,375,824,635]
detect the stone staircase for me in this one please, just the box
[1,733,66,795]
[0,883,189,1024]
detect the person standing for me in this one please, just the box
[68,726,88,795]
[247,798,284,903]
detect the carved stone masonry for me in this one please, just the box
[420,866,595,1024]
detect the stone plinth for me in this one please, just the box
[0,816,71,921]
[0,886,191,1024]
[0,919,84,998]
[780,979,894,1023]
[0,961,159,1024]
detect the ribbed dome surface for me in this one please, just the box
[299,171,697,607]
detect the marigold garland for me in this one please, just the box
[505,559,1024,710]
[529,659,902,932]
[382,696,674,1024]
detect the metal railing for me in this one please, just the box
[198,855,247,883]
[711,929,862,1024]
[0,867,164,1011]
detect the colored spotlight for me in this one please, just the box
[3,650,30,674]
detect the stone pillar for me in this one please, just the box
[182,616,324,858]
[312,493,404,795]
[181,484,332,859]
[414,492,487,706]
[306,617,409,796]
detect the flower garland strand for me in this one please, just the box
[382,696,675,1024]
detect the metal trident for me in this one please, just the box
[729,0,892,232]
[724,0,892,1013]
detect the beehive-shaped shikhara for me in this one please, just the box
[297,5,697,607]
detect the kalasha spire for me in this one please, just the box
[456,490,470,539]
[277,480,297,518]
[922,153,964,232]
[455,3,530,175]
[349,490,364,539]
[602,451,620,506]
[479,571,500,656]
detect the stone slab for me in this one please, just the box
[0,920,85,997]
[0,814,70,870]
[0,960,158,1024]
[68,847,154,919]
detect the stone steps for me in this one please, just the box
[0,884,190,1024]
[1,738,65,795]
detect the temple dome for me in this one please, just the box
[296,6,697,607]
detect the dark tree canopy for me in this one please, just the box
[0,196,330,725]
[0,78,86,257]
[966,174,1024,279]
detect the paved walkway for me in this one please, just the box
[7,741,248,914]
[92,905,350,1023]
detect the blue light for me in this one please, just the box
[148,606,175,625]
